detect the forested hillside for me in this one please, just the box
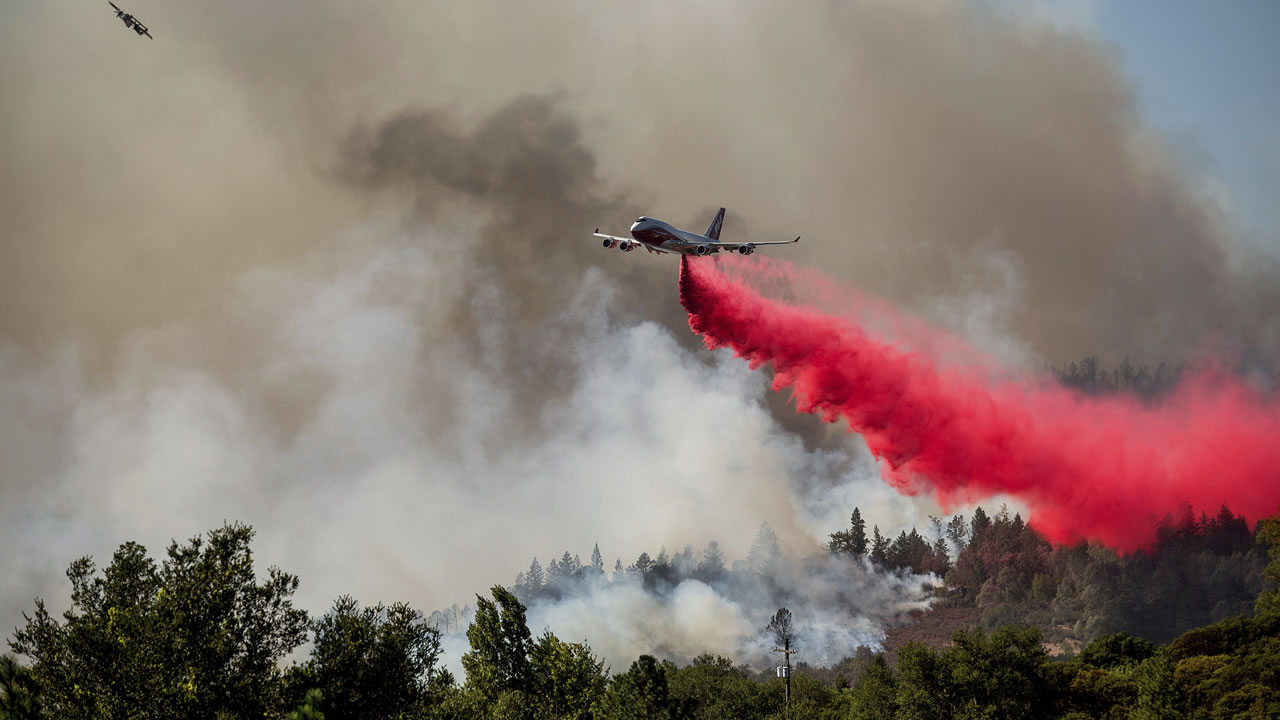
[2,510,1276,719]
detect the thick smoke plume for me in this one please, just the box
[518,548,936,671]
[680,255,1280,552]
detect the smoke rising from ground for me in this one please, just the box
[2,0,1277,669]
[517,550,936,672]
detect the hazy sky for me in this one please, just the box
[1042,0,1280,251]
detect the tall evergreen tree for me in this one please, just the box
[590,544,605,574]
[946,514,969,554]
[829,508,869,556]
[699,541,727,580]
[747,522,781,575]
[870,525,887,564]
[526,558,544,591]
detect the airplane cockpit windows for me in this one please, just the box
[636,216,648,223]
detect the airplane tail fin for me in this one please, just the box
[704,207,726,241]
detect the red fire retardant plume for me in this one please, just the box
[679,256,1280,552]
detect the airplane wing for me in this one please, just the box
[592,230,631,244]
[592,229,672,254]
[704,236,801,249]
[109,1,120,10]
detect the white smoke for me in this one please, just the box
[0,219,939,674]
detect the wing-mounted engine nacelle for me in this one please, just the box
[619,241,637,252]
[695,244,711,256]
[737,244,756,255]
[602,237,619,249]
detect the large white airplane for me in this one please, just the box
[593,207,799,256]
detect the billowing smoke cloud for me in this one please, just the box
[680,254,1280,552]
[518,549,935,672]
[2,0,1277,673]
[0,227,937,669]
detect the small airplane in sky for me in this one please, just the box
[593,208,799,257]
[108,2,152,39]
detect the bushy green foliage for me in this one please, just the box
[1077,632,1155,669]
[8,523,309,719]
[1255,515,1280,617]
[667,655,774,720]
[5,511,1278,720]
[599,655,681,720]
[527,631,607,719]
[285,595,447,719]
[0,654,42,720]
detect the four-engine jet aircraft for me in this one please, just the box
[108,2,152,38]
[593,208,799,256]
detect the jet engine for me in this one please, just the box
[619,241,636,252]
[737,244,756,255]
[695,244,711,255]
[602,238,618,249]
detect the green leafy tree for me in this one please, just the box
[667,655,771,720]
[287,689,326,720]
[1255,515,1280,617]
[894,641,949,720]
[9,523,307,719]
[1077,632,1155,669]
[461,586,533,703]
[527,631,607,719]
[848,655,896,720]
[0,654,42,720]
[600,655,680,720]
[1130,650,1184,720]
[286,595,446,719]
[944,626,1050,720]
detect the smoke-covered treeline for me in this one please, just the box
[828,501,1266,650]
[426,524,935,675]
[4,514,1280,719]
[1051,355,1189,398]
[490,522,936,670]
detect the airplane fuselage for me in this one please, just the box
[627,216,726,256]
[593,207,796,257]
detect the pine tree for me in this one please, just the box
[698,541,727,581]
[946,514,969,554]
[828,508,869,556]
[527,558,544,591]
[747,522,781,575]
[870,525,887,564]
[590,544,604,574]
[849,508,868,555]
[632,552,655,578]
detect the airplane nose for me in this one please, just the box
[630,221,641,232]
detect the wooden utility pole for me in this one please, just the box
[773,643,797,715]
[767,606,796,718]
